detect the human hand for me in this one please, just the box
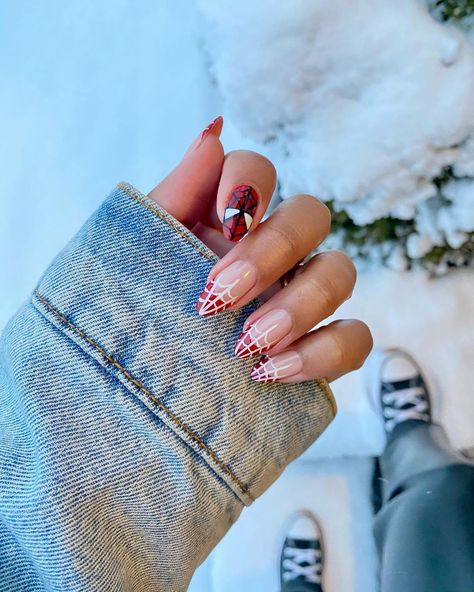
[149,117,372,383]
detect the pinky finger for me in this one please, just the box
[250,320,373,384]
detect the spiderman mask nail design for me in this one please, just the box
[196,261,258,316]
[223,185,259,242]
[234,309,292,358]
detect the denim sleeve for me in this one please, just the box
[0,183,336,592]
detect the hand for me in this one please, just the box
[149,117,373,383]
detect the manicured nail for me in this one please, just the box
[185,116,223,156]
[223,185,259,242]
[200,115,223,142]
[250,351,303,383]
[234,309,292,359]
[196,260,257,316]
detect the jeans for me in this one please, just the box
[375,422,474,592]
[0,183,336,591]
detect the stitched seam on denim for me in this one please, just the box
[117,182,216,262]
[34,289,253,502]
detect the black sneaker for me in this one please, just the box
[280,511,324,592]
[367,348,432,434]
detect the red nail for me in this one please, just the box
[223,185,259,242]
[200,115,223,141]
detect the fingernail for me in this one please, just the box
[234,309,292,359]
[196,260,257,316]
[200,115,223,142]
[250,351,303,383]
[223,185,259,242]
[185,116,223,156]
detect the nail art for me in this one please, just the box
[250,351,303,383]
[234,309,292,359]
[200,116,223,141]
[223,185,259,242]
[196,260,257,316]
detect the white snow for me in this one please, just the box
[198,0,474,254]
[190,459,379,592]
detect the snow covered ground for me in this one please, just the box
[198,0,474,263]
[190,458,379,592]
[1,2,473,591]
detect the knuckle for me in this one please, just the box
[340,319,374,371]
[316,200,332,234]
[227,150,276,174]
[298,194,332,229]
[356,320,374,359]
[321,250,357,291]
[286,194,332,237]
[327,330,347,370]
[311,275,338,314]
[265,222,301,258]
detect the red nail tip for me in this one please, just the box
[196,278,235,316]
[234,311,289,358]
[223,185,259,242]
[235,331,266,359]
[200,116,223,141]
[250,356,279,383]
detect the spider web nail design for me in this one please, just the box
[197,276,241,316]
[223,185,259,242]
[251,353,300,383]
[200,116,222,141]
[234,319,281,359]
[250,356,285,382]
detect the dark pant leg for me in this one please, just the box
[374,422,474,592]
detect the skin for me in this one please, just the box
[148,118,373,383]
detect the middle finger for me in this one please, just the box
[196,194,331,316]
[234,250,357,358]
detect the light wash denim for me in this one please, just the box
[0,183,336,591]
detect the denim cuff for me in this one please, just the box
[32,182,336,506]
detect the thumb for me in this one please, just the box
[148,117,225,228]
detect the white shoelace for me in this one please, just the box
[383,385,430,431]
[282,547,322,584]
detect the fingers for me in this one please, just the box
[214,150,277,241]
[234,251,357,358]
[196,195,331,316]
[250,320,374,384]
[148,116,225,228]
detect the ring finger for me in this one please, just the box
[234,250,357,358]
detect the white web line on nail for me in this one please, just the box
[235,319,280,358]
[198,276,241,315]
[251,357,294,382]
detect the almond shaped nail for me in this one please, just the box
[196,260,257,316]
[200,115,223,142]
[185,116,224,156]
[234,309,292,359]
[250,351,303,383]
[223,185,259,242]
